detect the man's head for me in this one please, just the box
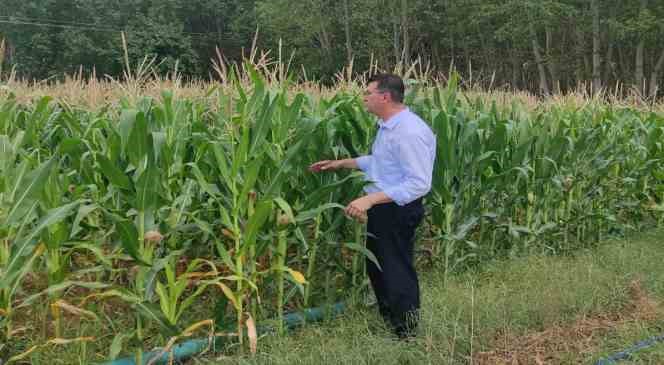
[363,73,405,116]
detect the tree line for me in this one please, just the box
[1,0,663,96]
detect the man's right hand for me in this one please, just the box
[308,160,343,172]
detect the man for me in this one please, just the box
[309,73,436,339]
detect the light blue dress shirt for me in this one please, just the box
[355,108,436,206]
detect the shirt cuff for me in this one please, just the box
[382,186,409,206]
[355,155,372,173]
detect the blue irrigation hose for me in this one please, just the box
[105,339,211,365]
[100,302,345,365]
[594,332,664,365]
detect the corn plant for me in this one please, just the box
[1,69,663,363]
[0,151,79,343]
[419,76,664,275]
[189,71,315,343]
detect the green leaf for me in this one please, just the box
[211,142,234,192]
[0,132,23,173]
[118,109,138,154]
[3,238,44,305]
[295,203,345,223]
[188,162,220,198]
[3,201,79,288]
[134,301,181,336]
[95,154,132,190]
[68,242,113,267]
[451,216,479,241]
[155,281,173,324]
[70,204,99,238]
[274,197,295,225]
[143,251,185,301]
[231,123,250,180]
[109,331,134,360]
[303,171,365,207]
[242,199,273,254]
[152,131,167,164]
[57,137,85,158]
[5,158,56,225]
[176,282,212,323]
[239,158,263,208]
[127,111,149,167]
[215,240,235,269]
[17,280,110,308]
[114,219,149,266]
[343,242,382,271]
[135,166,159,212]
[250,94,278,155]
[216,281,240,311]
[263,140,307,198]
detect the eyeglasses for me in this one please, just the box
[363,89,387,96]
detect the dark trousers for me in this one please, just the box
[366,198,424,337]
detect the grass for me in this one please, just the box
[184,228,664,365]
[15,228,664,364]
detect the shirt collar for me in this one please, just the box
[378,108,408,130]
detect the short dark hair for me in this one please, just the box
[368,73,405,103]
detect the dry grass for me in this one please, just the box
[1,45,663,112]
[3,75,663,115]
[474,280,663,365]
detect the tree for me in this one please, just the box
[0,0,661,96]
[592,0,601,94]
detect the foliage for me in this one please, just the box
[1,0,663,92]
[0,70,662,361]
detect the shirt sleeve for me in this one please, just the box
[355,155,373,174]
[382,133,434,206]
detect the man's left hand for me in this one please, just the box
[345,196,373,222]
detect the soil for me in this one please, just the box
[473,280,663,364]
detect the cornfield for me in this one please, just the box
[1,69,663,363]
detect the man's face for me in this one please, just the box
[363,81,388,115]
